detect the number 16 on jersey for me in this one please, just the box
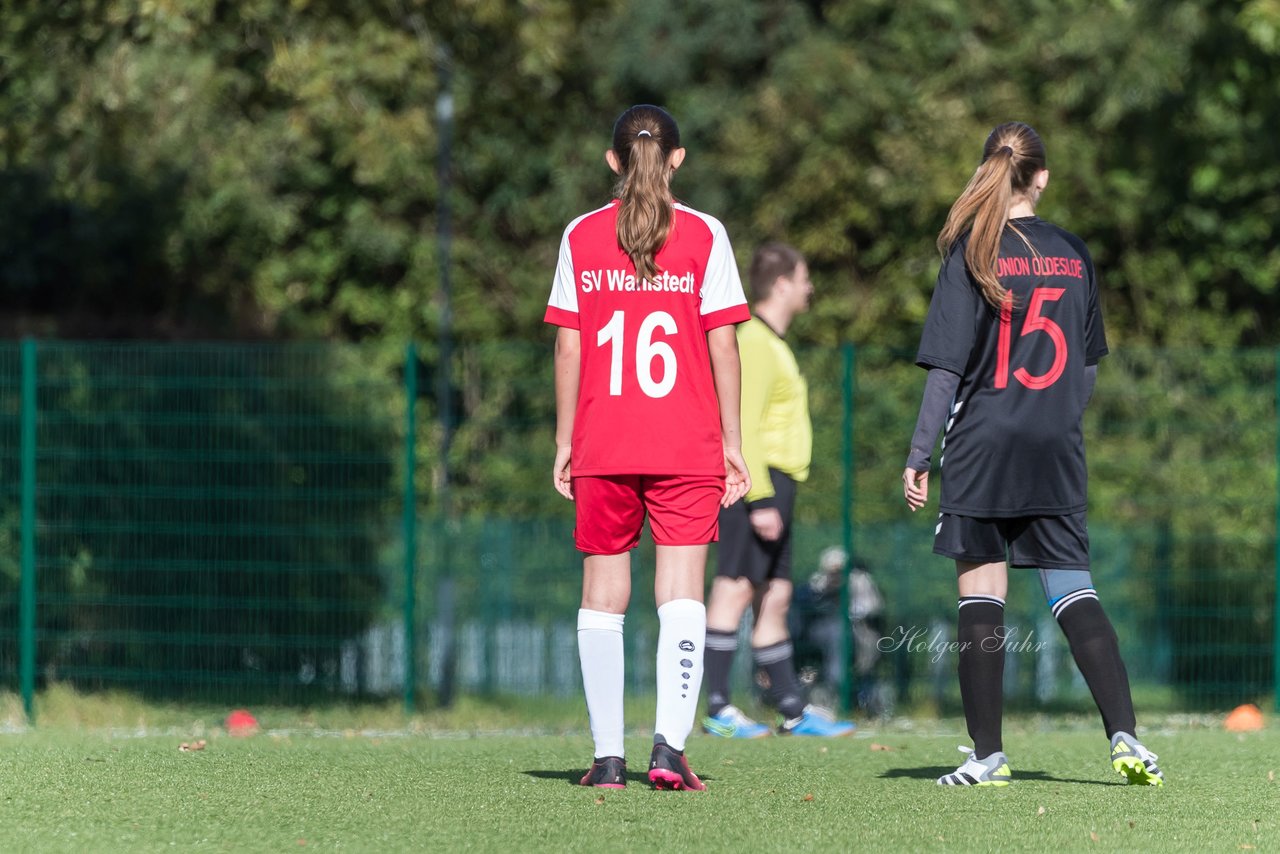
[597,310,678,398]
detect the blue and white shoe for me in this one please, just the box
[702,704,772,739]
[779,704,856,737]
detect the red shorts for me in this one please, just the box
[573,474,724,555]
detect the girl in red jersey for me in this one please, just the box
[903,122,1163,788]
[546,104,751,791]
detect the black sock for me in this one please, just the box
[704,628,737,717]
[957,596,1005,759]
[753,640,806,719]
[1054,593,1137,737]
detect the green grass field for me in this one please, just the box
[0,691,1276,852]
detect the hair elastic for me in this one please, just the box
[636,129,653,138]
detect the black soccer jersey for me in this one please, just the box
[915,217,1108,517]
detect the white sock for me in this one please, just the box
[653,598,706,752]
[578,608,626,759]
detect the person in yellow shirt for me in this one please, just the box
[702,243,855,738]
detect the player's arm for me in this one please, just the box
[738,332,776,506]
[903,366,960,511]
[707,324,750,507]
[553,327,581,500]
[735,333,785,538]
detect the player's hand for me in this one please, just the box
[553,445,573,500]
[903,467,929,512]
[722,448,750,507]
[749,507,784,541]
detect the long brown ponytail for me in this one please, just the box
[611,105,680,282]
[937,122,1046,308]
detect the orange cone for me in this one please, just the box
[1224,703,1264,732]
[226,708,260,736]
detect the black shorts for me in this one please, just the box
[715,469,797,585]
[933,511,1089,569]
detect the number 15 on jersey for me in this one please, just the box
[995,287,1067,390]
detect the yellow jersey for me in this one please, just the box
[737,316,811,502]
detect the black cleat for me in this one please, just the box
[647,738,705,791]
[579,755,627,788]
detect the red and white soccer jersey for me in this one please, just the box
[544,200,750,477]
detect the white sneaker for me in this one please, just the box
[937,746,1012,786]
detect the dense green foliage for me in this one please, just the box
[5,0,1279,503]
[4,0,1280,350]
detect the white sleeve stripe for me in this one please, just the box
[676,204,746,317]
[548,204,612,316]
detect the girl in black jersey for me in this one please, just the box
[903,122,1164,787]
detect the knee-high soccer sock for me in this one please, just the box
[753,640,807,719]
[654,599,706,752]
[957,595,1005,759]
[578,608,625,759]
[703,628,738,717]
[1053,592,1137,737]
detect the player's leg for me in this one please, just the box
[1038,566,1162,784]
[1041,566,1163,781]
[579,552,631,781]
[646,474,722,790]
[751,470,853,736]
[703,575,770,736]
[705,575,753,714]
[954,558,1008,764]
[702,489,771,737]
[573,476,643,787]
[757,576,855,736]
[751,577,802,716]
[1038,566,1135,733]
[646,545,710,790]
[1019,514,1162,785]
[651,545,708,750]
[740,472,800,717]
[934,513,1010,779]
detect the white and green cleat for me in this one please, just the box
[937,746,1012,786]
[1110,732,1164,786]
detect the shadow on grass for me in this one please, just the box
[879,766,1115,786]
[523,769,716,786]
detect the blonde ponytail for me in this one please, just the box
[610,105,681,283]
[938,148,1015,308]
[937,123,1047,309]
[615,136,672,282]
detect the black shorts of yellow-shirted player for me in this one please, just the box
[903,120,1162,788]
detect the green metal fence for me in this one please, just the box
[0,340,1274,720]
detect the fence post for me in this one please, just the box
[401,343,422,711]
[840,343,856,712]
[402,343,419,713]
[19,338,37,724]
